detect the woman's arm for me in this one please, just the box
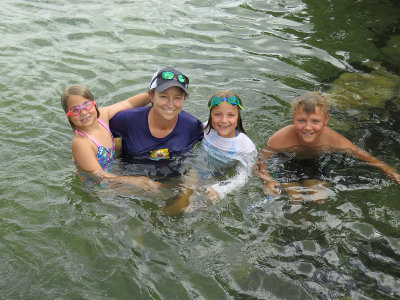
[100,92,150,121]
[91,169,161,191]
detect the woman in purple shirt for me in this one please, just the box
[110,67,203,177]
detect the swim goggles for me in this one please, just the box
[157,71,189,84]
[209,96,244,110]
[66,100,96,117]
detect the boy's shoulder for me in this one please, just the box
[267,125,298,149]
[322,127,355,149]
[268,125,355,150]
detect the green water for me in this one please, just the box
[1,0,400,299]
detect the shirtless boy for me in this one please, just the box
[255,91,400,202]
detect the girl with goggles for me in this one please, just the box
[164,90,257,215]
[209,96,245,110]
[61,84,161,191]
[66,100,97,117]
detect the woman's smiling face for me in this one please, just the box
[150,86,185,122]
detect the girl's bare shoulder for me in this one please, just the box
[71,133,95,151]
[98,108,110,124]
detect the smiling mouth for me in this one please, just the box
[303,131,314,136]
[163,108,176,113]
[218,124,230,129]
[80,115,91,122]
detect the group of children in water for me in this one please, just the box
[61,66,400,213]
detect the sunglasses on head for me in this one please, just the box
[209,96,244,110]
[158,71,189,85]
[66,100,96,117]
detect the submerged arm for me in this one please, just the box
[349,146,400,184]
[90,169,161,191]
[209,151,257,200]
[254,146,281,195]
[72,138,160,191]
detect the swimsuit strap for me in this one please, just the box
[97,118,113,138]
[74,118,114,148]
[74,130,101,148]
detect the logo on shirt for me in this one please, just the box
[150,148,170,160]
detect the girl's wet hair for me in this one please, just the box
[61,84,99,130]
[290,91,331,115]
[204,90,246,135]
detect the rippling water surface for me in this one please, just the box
[1,0,400,299]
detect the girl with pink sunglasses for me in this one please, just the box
[61,84,161,191]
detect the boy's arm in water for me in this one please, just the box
[100,92,150,121]
[72,137,160,191]
[347,146,400,184]
[254,126,295,195]
[254,146,281,195]
[325,129,400,184]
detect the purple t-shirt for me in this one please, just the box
[110,106,203,160]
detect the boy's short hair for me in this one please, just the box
[290,91,331,115]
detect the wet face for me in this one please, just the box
[293,105,329,146]
[67,94,97,129]
[150,86,185,122]
[210,101,239,138]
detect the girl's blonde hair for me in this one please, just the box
[291,91,331,115]
[204,90,246,135]
[61,84,99,130]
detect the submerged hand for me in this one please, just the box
[127,176,162,192]
[264,180,281,196]
[205,187,220,203]
[388,170,400,184]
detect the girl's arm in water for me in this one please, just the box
[349,146,400,184]
[254,146,281,195]
[99,92,150,122]
[208,150,257,200]
[72,137,160,191]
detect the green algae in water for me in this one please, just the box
[382,35,400,66]
[328,62,400,115]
